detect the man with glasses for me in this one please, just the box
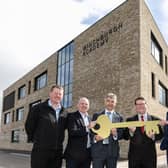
[124,96,163,168]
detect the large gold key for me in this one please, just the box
[91,115,160,139]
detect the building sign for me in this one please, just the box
[82,22,123,56]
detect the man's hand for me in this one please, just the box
[88,121,96,128]
[146,130,155,140]
[159,120,168,126]
[95,135,104,141]
[128,127,136,133]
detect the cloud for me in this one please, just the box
[162,0,168,18]
[145,0,168,44]
[0,0,168,116]
[81,13,100,25]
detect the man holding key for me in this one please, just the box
[124,96,164,168]
[91,93,124,168]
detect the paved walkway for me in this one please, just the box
[0,150,167,168]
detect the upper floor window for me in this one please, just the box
[151,32,163,66]
[159,82,168,107]
[34,71,47,91]
[151,72,155,98]
[57,42,74,108]
[28,81,31,94]
[4,112,10,124]
[16,107,24,121]
[165,55,168,75]
[11,129,20,143]
[3,91,15,112]
[18,85,26,99]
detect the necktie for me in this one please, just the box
[83,114,91,148]
[107,112,111,121]
[141,115,144,133]
[56,108,61,121]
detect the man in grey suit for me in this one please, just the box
[91,93,123,168]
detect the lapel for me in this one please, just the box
[134,115,139,121]
[147,114,152,121]
[101,110,105,115]
[76,111,85,127]
[112,111,120,123]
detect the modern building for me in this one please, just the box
[1,0,168,158]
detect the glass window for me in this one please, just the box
[16,107,24,121]
[151,73,155,98]
[65,46,70,63]
[62,48,66,65]
[58,52,62,66]
[57,41,74,108]
[18,85,26,99]
[165,55,168,74]
[11,130,20,143]
[4,112,10,124]
[35,72,47,90]
[28,81,31,94]
[3,91,15,112]
[151,32,163,66]
[159,82,167,106]
[65,63,69,85]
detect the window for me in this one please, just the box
[57,42,74,108]
[12,110,15,122]
[34,71,47,90]
[4,112,10,124]
[28,81,31,94]
[11,130,20,143]
[151,73,155,98]
[16,107,24,121]
[159,82,168,107]
[18,85,26,99]
[3,91,15,112]
[165,55,168,74]
[151,32,163,66]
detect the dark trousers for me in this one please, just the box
[31,148,62,168]
[66,157,91,168]
[92,157,117,168]
[128,158,156,168]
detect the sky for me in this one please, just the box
[0,0,168,115]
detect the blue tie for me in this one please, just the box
[107,112,111,121]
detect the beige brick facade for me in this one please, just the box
[0,0,168,158]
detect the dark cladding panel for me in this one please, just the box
[3,91,15,112]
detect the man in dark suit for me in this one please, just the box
[160,112,168,165]
[91,93,123,168]
[124,96,163,168]
[25,85,68,168]
[64,97,92,168]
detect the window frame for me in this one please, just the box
[18,85,26,99]
[34,71,47,91]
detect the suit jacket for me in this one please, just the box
[160,112,168,149]
[91,110,124,159]
[124,114,163,161]
[160,112,168,164]
[64,111,91,161]
[25,100,68,151]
